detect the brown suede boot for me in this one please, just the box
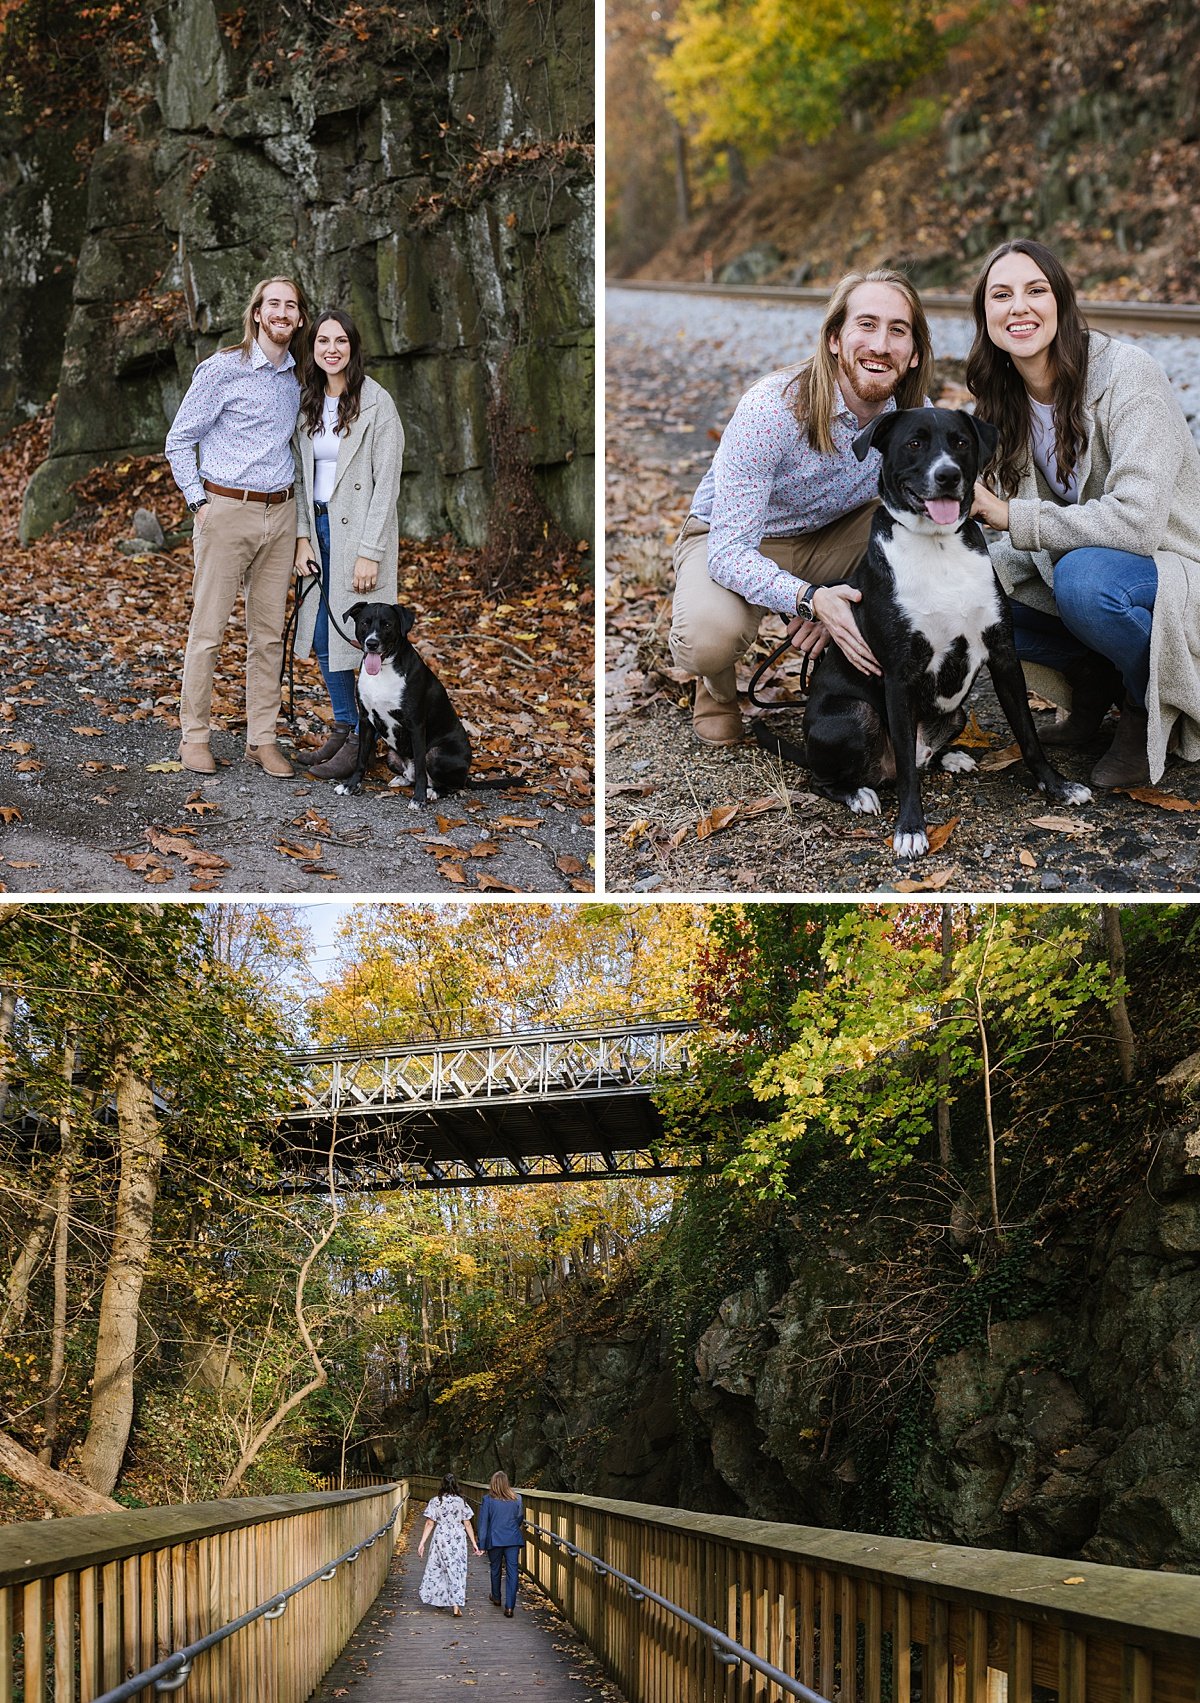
[692,680,744,745]
[245,743,295,778]
[297,721,353,767]
[1089,699,1151,789]
[310,733,360,781]
[1040,657,1121,747]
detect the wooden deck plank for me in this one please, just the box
[308,1527,625,1701]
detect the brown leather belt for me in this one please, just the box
[202,480,295,505]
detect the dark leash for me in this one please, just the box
[280,569,363,726]
[746,631,820,709]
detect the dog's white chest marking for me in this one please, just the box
[882,526,1002,710]
[357,657,406,740]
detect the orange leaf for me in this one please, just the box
[696,803,739,839]
[468,841,502,858]
[1,740,34,755]
[438,862,468,884]
[954,712,996,749]
[1116,786,1200,812]
[555,853,584,875]
[925,817,959,854]
[184,800,220,816]
[0,806,22,824]
[979,742,1023,771]
[893,869,958,891]
[14,759,42,773]
[477,873,523,892]
[496,816,543,829]
[275,839,323,859]
[436,815,467,832]
[738,796,786,819]
[1019,848,1037,868]
[142,866,175,883]
[71,726,105,737]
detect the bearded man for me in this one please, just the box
[669,270,935,744]
[166,275,310,776]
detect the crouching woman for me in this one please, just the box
[968,238,1200,788]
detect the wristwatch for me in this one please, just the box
[795,580,817,623]
[188,496,209,513]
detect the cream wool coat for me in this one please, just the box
[294,374,404,674]
[989,333,1200,782]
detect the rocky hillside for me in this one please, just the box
[627,0,1199,300]
[1,0,593,547]
[379,922,1200,1573]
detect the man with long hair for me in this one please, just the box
[166,275,311,776]
[670,270,934,744]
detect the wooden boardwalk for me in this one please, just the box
[308,1523,625,1701]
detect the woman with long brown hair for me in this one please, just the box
[967,238,1200,788]
[476,1469,524,1616]
[292,307,404,779]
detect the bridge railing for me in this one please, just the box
[285,1019,701,1118]
[513,1490,1200,1703]
[0,1482,406,1703]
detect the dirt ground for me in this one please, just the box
[604,291,1200,896]
[0,418,595,896]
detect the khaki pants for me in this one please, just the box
[180,492,296,747]
[668,503,878,701]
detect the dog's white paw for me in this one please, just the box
[847,787,881,815]
[407,799,420,811]
[893,828,930,858]
[334,783,350,796]
[428,788,440,802]
[1054,780,1093,806]
[940,749,976,773]
[388,776,404,789]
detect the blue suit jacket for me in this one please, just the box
[477,1493,524,1549]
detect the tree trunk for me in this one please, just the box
[220,1205,338,1495]
[78,1065,163,1497]
[671,119,691,224]
[0,983,17,1120]
[1102,906,1136,1084]
[0,1425,120,1515]
[40,1031,77,1465]
[935,904,955,1173]
[0,1199,57,1347]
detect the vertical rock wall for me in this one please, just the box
[12,0,593,547]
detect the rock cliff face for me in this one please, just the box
[386,1115,1200,1571]
[688,1116,1200,1570]
[6,0,593,546]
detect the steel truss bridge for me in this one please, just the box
[278,1018,704,1190]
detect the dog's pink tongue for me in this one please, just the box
[364,653,382,676]
[925,498,960,526]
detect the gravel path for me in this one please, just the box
[603,286,1200,896]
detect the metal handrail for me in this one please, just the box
[91,1503,401,1702]
[288,1014,699,1066]
[524,1518,831,1703]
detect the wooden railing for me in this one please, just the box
[0,1482,406,1702]
[513,1490,1200,1703]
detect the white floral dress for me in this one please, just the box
[418,1495,472,1608]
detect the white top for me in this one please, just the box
[1029,397,1079,503]
[312,394,342,503]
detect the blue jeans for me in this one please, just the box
[488,1545,521,1610]
[1009,546,1157,708]
[313,506,358,726]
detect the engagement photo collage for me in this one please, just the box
[2,1,1199,1700]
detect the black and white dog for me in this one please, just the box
[756,407,1091,857]
[335,602,473,805]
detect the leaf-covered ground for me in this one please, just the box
[0,410,595,894]
[604,291,1200,895]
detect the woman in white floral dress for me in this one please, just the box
[416,1474,482,1616]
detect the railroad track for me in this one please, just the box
[611,278,1200,338]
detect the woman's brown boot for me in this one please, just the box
[298,721,353,767]
[1090,699,1150,789]
[310,733,360,781]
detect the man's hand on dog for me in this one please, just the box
[353,555,379,594]
[787,585,881,677]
